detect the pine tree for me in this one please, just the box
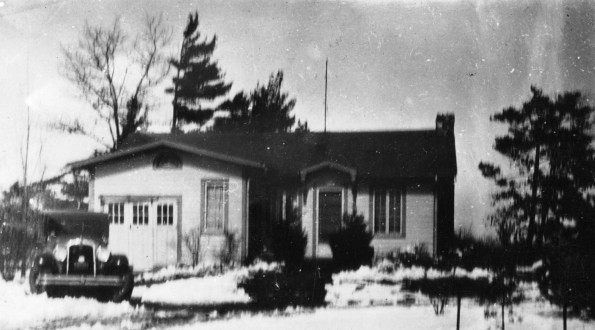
[250,71,296,133]
[168,12,231,130]
[481,86,595,327]
[211,92,251,132]
[212,71,302,133]
[479,87,595,248]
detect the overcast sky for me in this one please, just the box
[0,0,594,234]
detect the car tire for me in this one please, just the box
[111,271,134,303]
[29,266,52,295]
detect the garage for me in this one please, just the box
[104,198,179,271]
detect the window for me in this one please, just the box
[153,152,182,169]
[157,203,174,226]
[203,180,228,233]
[107,203,124,224]
[133,203,149,225]
[373,188,403,235]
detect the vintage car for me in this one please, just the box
[29,211,134,302]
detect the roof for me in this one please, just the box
[70,130,457,180]
[69,140,266,169]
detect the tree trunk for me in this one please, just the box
[501,299,505,330]
[456,292,461,330]
[563,303,567,330]
[527,144,540,247]
[171,39,186,131]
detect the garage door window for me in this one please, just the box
[157,203,174,226]
[133,203,149,225]
[107,203,124,224]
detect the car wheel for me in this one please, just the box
[29,266,52,295]
[111,271,134,303]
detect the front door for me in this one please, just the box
[318,191,342,243]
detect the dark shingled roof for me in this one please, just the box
[71,130,457,180]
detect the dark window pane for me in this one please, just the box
[108,204,114,223]
[374,189,386,234]
[133,205,138,225]
[118,204,124,224]
[143,205,149,225]
[157,205,162,225]
[388,190,401,234]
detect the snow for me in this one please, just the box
[165,302,595,330]
[134,263,228,285]
[330,265,491,285]
[326,265,491,307]
[135,272,251,305]
[0,276,141,330]
[3,263,594,330]
[132,261,281,305]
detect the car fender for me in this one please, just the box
[31,253,58,273]
[103,254,132,274]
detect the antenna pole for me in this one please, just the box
[324,58,328,133]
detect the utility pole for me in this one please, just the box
[324,58,328,133]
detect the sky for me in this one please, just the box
[0,0,594,235]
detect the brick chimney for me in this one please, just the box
[436,113,455,136]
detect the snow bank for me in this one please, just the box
[325,265,491,307]
[0,277,140,330]
[135,263,225,285]
[134,261,281,305]
[138,272,251,305]
[331,265,491,285]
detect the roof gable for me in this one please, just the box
[68,140,265,170]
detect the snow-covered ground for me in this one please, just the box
[132,261,280,305]
[59,302,595,330]
[3,263,594,330]
[325,265,491,307]
[133,272,251,305]
[0,276,142,330]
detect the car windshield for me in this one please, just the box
[44,212,109,241]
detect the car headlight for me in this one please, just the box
[53,246,67,262]
[96,245,111,263]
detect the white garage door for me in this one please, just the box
[105,199,178,272]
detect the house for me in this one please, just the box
[69,114,457,271]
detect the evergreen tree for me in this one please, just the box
[250,71,296,133]
[211,92,251,132]
[168,12,231,130]
[481,87,595,327]
[479,87,595,248]
[212,71,304,133]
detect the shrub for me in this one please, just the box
[398,244,433,269]
[270,208,307,270]
[184,227,201,267]
[329,212,374,270]
[218,230,238,267]
[238,269,327,307]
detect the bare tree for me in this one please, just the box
[184,227,202,267]
[59,14,172,150]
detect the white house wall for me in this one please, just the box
[302,181,436,259]
[91,151,245,268]
[370,182,436,256]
